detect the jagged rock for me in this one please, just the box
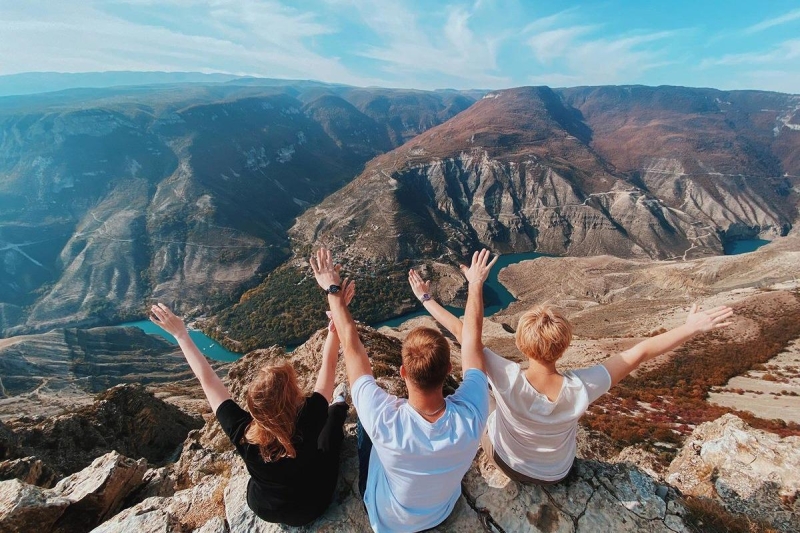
[90,497,184,533]
[5,384,202,476]
[0,479,69,533]
[123,466,177,508]
[196,516,228,533]
[95,473,228,533]
[0,457,57,488]
[667,413,800,532]
[463,452,689,532]
[50,451,147,532]
[0,451,146,533]
[0,422,18,461]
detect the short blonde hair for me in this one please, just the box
[515,305,572,363]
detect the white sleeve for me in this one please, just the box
[483,347,518,393]
[572,364,612,404]
[351,374,396,437]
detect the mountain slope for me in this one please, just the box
[0,83,474,335]
[291,85,799,262]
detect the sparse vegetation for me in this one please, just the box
[682,496,779,533]
[583,293,800,462]
[211,258,422,350]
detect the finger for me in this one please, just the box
[148,314,161,325]
[487,254,499,269]
[480,249,489,265]
[714,322,733,329]
[326,311,332,319]
[472,251,479,266]
[335,264,342,273]
[460,264,468,276]
[711,310,735,322]
[325,248,332,268]
[317,248,325,269]
[708,307,733,319]
[310,255,319,275]
[689,303,698,315]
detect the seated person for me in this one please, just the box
[310,248,496,532]
[408,269,733,484]
[148,285,354,526]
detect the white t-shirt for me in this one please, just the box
[352,369,489,533]
[483,347,612,481]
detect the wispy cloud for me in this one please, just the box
[0,0,382,85]
[744,8,800,34]
[524,8,679,86]
[340,0,510,88]
[700,39,800,67]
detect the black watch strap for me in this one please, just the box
[325,284,341,295]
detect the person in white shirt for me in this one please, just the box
[408,269,734,484]
[310,247,497,532]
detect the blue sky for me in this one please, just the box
[1,0,799,93]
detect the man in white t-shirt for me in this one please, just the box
[408,269,734,483]
[311,248,497,532]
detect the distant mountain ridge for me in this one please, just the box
[291,85,799,262]
[0,82,475,335]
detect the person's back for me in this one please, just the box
[312,247,496,532]
[353,360,487,531]
[407,271,734,485]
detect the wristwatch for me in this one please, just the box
[420,293,432,302]
[325,285,341,295]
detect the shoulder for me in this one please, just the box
[215,399,252,444]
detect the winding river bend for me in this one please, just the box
[119,240,770,361]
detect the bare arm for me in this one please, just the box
[408,269,464,343]
[311,248,372,387]
[150,303,231,412]
[603,304,734,387]
[459,250,498,373]
[314,281,356,402]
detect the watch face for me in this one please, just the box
[328,285,341,294]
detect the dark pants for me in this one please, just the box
[357,417,373,499]
[319,402,349,454]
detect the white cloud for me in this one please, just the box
[744,8,800,34]
[700,39,800,67]
[525,20,678,86]
[0,0,382,86]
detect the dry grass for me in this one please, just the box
[682,496,780,533]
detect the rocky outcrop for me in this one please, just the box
[0,451,146,533]
[4,384,202,477]
[667,414,800,532]
[0,457,57,488]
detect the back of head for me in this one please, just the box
[402,327,451,391]
[244,361,305,462]
[515,305,572,363]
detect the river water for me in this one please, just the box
[119,241,769,361]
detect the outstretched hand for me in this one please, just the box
[459,249,498,285]
[408,269,431,300]
[685,303,734,333]
[149,303,189,340]
[327,278,355,332]
[310,247,342,290]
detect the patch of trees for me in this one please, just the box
[212,259,421,350]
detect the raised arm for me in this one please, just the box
[314,281,356,402]
[408,269,463,343]
[459,249,498,373]
[310,248,372,388]
[150,303,231,412]
[603,304,734,387]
